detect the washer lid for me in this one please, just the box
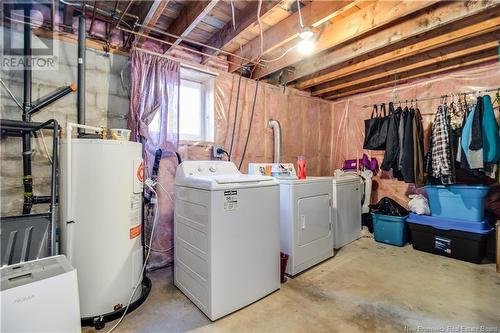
[213,175,274,184]
[175,161,277,190]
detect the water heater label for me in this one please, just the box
[130,224,141,240]
[130,194,141,225]
[223,190,238,211]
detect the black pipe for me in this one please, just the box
[0,119,57,129]
[77,15,86,135]
[32,196,53,204]
[22,3,33,215]
[49,119,58,255]
[29,84,77,115]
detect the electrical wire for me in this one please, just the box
[230,0,236,31]
[238,80,260,170]
[106,186,159,333]
[259,43,300,63]
[297,0,305,28]
[144,181,173,253]
[256,0,306,64]
[228,73,243,160]
[0,78,23,111]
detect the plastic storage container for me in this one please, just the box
[425,185,489,222]
[110,128,131,141]
[372,213,408,246]
[407,213,494,264]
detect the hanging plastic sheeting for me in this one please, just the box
[128,49,180,269]
[330,62,500,207]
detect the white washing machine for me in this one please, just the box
[331,174,362,249]
[248,163,333,276]
[174,161,280,321]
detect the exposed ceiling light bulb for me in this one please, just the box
[299,26,315,40]
[297,38,315,55]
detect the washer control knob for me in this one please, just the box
[209,166,216,173]
[197,167,204,172]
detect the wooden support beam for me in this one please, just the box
[134,0,171,47]
[227,0,356,72]
[294,2,500,88]
[164,0,219,53]
[250,0,441,79]
[323,48,499,100]
[200,0,280,64]
[313,36,500,96]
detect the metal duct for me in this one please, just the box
[268,119,281,164]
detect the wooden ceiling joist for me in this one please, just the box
[200,0,281,64]
[323,47,499,100]
[294,1,500,89]
[314,35,500,96]
[227,0,357,72]
[164,0,219,52]
[250,0,441,79]
[134,0,171,47]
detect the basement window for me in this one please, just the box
[149,67,215,142]
[178,68,215,142]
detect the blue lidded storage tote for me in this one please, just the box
[407,213,494,264]
[425,185,489,222]
[372,213,408,247]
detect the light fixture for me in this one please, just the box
[297,26,316,54]
[297,38,315,55]
[299,26,315,40]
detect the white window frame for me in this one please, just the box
[179,67,215,143]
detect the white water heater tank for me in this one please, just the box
[59,139,144,318]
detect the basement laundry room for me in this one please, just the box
[1,0,500,332]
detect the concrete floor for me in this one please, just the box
[85,236,500,333]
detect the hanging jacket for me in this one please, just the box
[395,107,406,180]
[402,107,415,183]
[381,102,401,171]
[431,104,454,184]
[461,101,484,169]
[482,95,500,163]
[469,97,484,151]
[412,107,425,187]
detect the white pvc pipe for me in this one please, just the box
[268,119,281,164]
[65,122,103,261]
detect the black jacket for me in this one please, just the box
[381,103,401,171]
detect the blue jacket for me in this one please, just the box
[482,95,500,163]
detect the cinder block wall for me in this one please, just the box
[0,32,130,216]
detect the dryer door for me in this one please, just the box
[297,195,331,245]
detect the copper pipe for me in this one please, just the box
[118,26,266,68]
[115,0,134,29]
[89,0,98,34]
[134,23,262,67]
